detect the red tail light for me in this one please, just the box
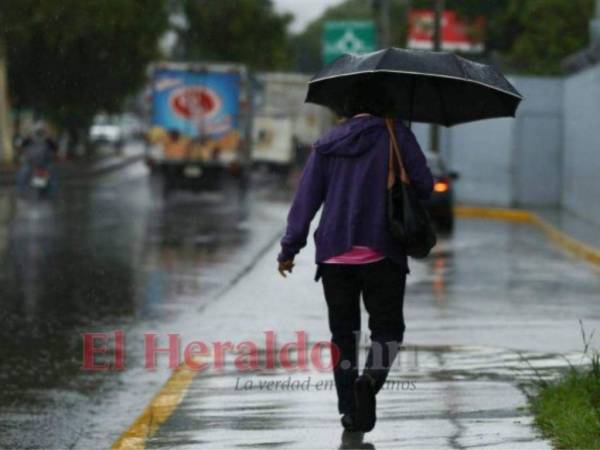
[434,178,450,193]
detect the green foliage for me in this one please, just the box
[179,0,292,70]
[506,0,594,74]
[0,0,169,131]
[531,354,600,449]
[420,0,593,74]
[292,0,594,75]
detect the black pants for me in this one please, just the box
[320,259,407,414]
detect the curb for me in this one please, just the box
[455,205,600,268]
[110,204,600,449]
[109,225,285,450]
[110,361,197,450]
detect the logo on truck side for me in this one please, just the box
[169,87,221,120]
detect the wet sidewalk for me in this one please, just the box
[145,346,565,450]
[534,207,600,253]
[112,217,600,450]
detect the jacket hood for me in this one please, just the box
[314,115,385,157]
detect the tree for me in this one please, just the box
[178,0,293,70]
[427,0,593,74]
[502,0,594,74]
[292,0,593,75]
[0,0,169,145]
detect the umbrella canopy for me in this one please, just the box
[306,47,523,126]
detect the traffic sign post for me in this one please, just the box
[322,21,377,65]
[0,40,13,165]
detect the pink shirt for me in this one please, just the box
[323,246,385,265]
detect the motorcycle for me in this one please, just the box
[30,167,51,198]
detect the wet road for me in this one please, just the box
[0,161,290,449]
[144,219,600,450]
[0,160,599,449]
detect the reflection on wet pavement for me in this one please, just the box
[1,163,599,449]
[142,217,600,450]
[147,345,580,449]
[0,165,290,449]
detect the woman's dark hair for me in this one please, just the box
[341,80,392,118]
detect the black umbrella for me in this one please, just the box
[305,47,523,126]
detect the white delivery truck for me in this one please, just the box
[253,72,330,171]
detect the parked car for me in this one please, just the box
[89,114,147,150]
[89,114,123,149]
[119,113,147,141]
[423,151,459,232]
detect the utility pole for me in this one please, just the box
[0,39,12,166]
[373,0,391,48]
[380,0,391,48]
[429,0,444,153]
[590,0,600,43]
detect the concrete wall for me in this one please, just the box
[510,77,564,207]
[562,65,600,224]
[436,66,600,225]
[417,76,565,208]
[312,67,600,222]
[444,117,514,206]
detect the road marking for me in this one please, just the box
[111,205,599,449]
[454,205,533,223]
[455,205,600,268]
[110,361,198,450]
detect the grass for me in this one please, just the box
[529,325,600,449]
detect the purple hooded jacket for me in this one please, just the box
[278,115,434,273]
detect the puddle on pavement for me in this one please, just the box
[146,345,579,450]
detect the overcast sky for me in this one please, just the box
[274,0,346,33]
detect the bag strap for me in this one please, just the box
[385,118,410,188]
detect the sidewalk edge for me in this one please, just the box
[109,226,285,449]
[455,205,600,268]
[110,362,197,450]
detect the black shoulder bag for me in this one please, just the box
[385,118,436,259]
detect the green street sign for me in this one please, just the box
[322,20,377,65]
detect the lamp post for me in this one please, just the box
[429,0,444,153]
[373,0,391,48]
[0,39,13,166]
[590,0,600,43]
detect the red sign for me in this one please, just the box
[408,10,484,53]
[169,87,221,120]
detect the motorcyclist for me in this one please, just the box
[16,122,58,195]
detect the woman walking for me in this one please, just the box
[277,105,433,432]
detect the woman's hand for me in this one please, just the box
[278,260,295,278]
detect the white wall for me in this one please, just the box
[422,76,565,208]
[445,118,514,206]
[562,65,600,224]
[510,77,564,207]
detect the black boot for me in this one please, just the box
[340,413,358,432]
[354,374,376,432]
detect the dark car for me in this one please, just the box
[423,151,459,232]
